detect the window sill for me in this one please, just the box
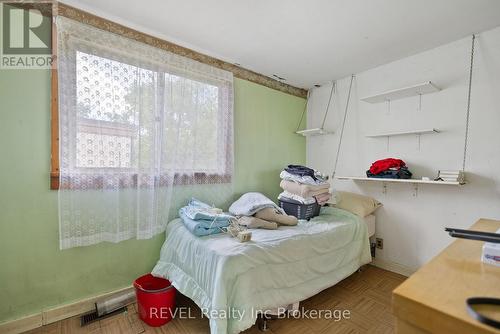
[50,172,231,190]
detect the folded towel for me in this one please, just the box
[179,207,231,237]
[280,180,330,198]
[229,192,284,216]
[278,191,316,205]
[183,198,234,222]
[280,170,330,186]
[314,192,332,206]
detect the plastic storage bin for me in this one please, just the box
[134,273,176,327]
[279,199,320,220]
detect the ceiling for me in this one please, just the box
[61,0,500,89]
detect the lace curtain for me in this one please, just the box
[57,17,234,249]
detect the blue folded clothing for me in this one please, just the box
[179,198,232,237]
[183,198,234,222]
[366,166,412,179]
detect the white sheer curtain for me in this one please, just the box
[57,17,234,249]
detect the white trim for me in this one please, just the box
[0,286,134,334]
[371,258,416,277]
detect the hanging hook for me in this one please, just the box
[413,184,419,197]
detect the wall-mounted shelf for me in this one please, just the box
[295,128,334,136]
[335,176,464,186]
[361,81,441,103]
[365,128,439,138]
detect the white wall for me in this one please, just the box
[307,26,500,274]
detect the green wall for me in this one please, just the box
[0,69,306,323]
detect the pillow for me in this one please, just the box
[334,191,382,217]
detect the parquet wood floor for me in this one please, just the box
[24,265,405,334]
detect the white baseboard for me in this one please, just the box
[371,258,416,277]
[0,286,134,334]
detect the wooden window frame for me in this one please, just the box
[50,18,60,190]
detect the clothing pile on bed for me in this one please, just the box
[366,158,412,179]
[278,164,331,206]
[178,198,233,237]
[228,192,298,230]
[179,193,299,237]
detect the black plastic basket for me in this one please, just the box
[279,199,321,220]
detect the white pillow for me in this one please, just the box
[334,191,382,217]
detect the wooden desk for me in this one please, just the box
[393,219,500,334]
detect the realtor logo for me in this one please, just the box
[1,1,54,69]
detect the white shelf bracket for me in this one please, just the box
[413,183,419,197]
[382,182,388,195]
[417,134,421,151]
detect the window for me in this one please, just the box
[51,19,233,190]
[75,51,140,170]
[54,17,234,248]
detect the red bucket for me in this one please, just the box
[134,273,176,327]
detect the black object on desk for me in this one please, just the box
[445,227,500,244]
[445,226,500,330]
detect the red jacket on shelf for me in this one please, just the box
[369,158,406,175]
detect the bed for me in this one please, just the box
[152,207,372,334]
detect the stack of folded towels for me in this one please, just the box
[179,198,233,237]
[278,164,331,206]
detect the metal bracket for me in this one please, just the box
[258,314,269,332]
[382,182,387,195]
[412,184,419,197]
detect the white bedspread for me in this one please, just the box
[152,207,371,334]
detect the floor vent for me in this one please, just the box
[80,306,127,326]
